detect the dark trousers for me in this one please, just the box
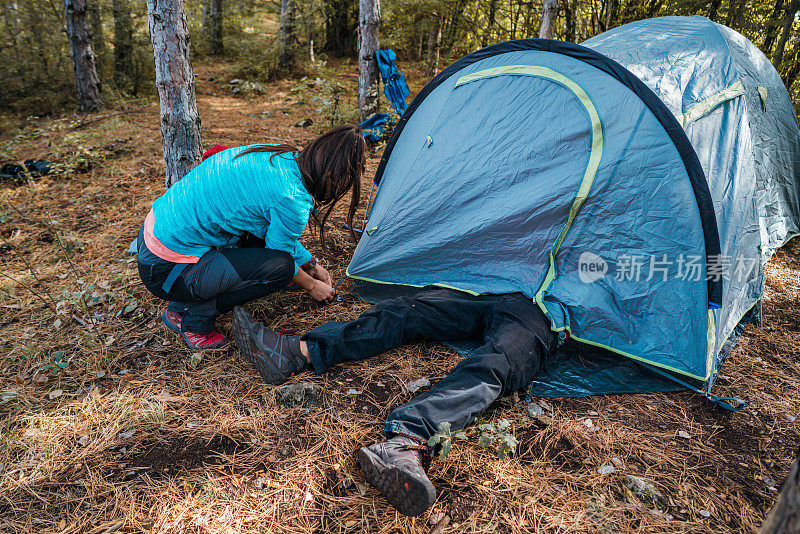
[138,230,295,334]
[303,288,557,442]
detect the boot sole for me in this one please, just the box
[232,306,287,385]
[357,447,436,517]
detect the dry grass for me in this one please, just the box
[0,59,798,534]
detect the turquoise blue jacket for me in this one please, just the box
[150,145,314,273]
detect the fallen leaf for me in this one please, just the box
[48,389,63,400]
[527,403,545,417]
[406,377,430,392]
[429,512,445,524]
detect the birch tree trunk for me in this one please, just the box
[357,0,379,122]
[279,0,295,68]
[424,14,442,78]
[759,453,800,534]
[65,0,103,112]
[146,0,203,187]
[539,0,558,39]
[206,0,223,55]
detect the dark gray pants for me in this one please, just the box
[138,229,295,334]
[303,288,557,442]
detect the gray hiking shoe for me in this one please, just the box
[357,435,436,517]
[232,306,307,385]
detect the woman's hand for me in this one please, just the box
[294,260,335,303]
[312,263,333,287]
[308,279,335,303]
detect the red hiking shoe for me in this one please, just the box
[162,309,227,350]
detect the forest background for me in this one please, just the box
[2,0,800,119]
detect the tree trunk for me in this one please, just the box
[510,0,519,39]
[146,0,203,187]
[564,0,575,41]
[112,0,134,91]
[783,46,800,90]
[725,0,745,28]
[539,0,558,38]
[603,0,620,32]
[89,0,108,72]
[280,0,295,68]
[773,0,800,72]
[707,0,723,21]
[440,0,468,52]
[763,0,786,53]
[646,0,662,18]
[357,0,379,122]
[324,0,357,56]
[65,0,103,112]
[206,0,223,54]
[759,453,800,534]
[425,14,442,78]
[482,0,497,47]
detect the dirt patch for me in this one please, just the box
[119,434,249,479]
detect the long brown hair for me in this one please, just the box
[236,125,366,250]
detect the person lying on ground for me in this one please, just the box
[137,125,365,350]
[230,287,558,517]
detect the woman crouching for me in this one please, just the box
[137,125,365,349]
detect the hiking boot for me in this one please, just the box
[357,436,436,517]
[162,309,227,350]
[232,306,307,385]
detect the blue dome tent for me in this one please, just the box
[345,17,800,404]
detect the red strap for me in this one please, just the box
[201,144,232,161]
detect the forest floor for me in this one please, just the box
[0,58,798,534]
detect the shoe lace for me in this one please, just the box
[396,438,432,472]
